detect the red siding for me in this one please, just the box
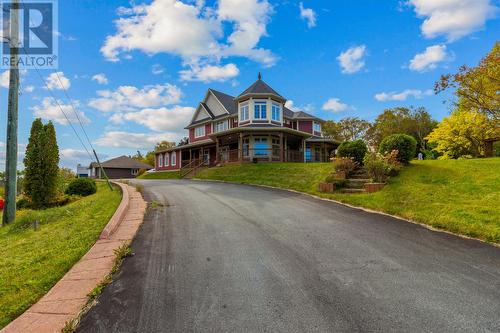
[155,150,181,171]
[190,123,212,142]
[298,120,313,134]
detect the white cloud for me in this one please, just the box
[45,72,71,90]
[0,70,9,88]
[31,98,90,125]
[88,83,182,112]
[152,64,165,75]
[375,89,433,101]
[322,98,349,113]
[285,100,299,111]
[409,0,498,41]
[95,131,179,149]
[101,0,276,81]
[337,45,367,74]
[60,148,91,160]
[92,73,109,85]
[299,2,317,28]
[112,106,195,133]
[24,85,35,93]
[179,63,239,82]
[409,44,451,72]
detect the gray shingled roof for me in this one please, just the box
[90,156,153,170]
[210,89,238,114]
[237,79,283,98]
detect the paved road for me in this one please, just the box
[77,180,500,333]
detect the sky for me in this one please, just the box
[0,0,499,170]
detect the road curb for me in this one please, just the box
[1,182,147,333]
[191,178,499,248]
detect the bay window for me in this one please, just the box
[254,101,267,119]
[271,102,281,121]
[240,102,249,121]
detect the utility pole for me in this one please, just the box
[3,0,20,225]
[93,149,113,192]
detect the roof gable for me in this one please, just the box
[237,78,284,100]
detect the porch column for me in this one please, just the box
[239,132,243,162]
[279,132,284,162]
[189,149,192,165]
[215,137,219,164]
[302,139,306,163]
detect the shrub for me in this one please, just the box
[379,134,417,164]
[363,153,391,183]
[65,178,97,197]
[332,157,358,176]
[337,140,368,165]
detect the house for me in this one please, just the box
[89,156,153,179]
[76,164,89,178]
[155,74,339,172]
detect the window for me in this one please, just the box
[158,154,163,167]
[215,120,228,133]
[131,169,139,176]
[271,102,281,121]
[171,151,177,166]
[240,103,249,121]
[195,126,205,138]
[254,137,270,156]
[165,153,169,166]
[313,122,321,133]
[243,138,250,157]
[254,101,267,119]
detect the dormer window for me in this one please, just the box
[271,102,281,121]
[240,102,249,121]
[254,101,267,119]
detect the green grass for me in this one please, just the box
[138,171,181,179]
[0,183,121,329]
[197,159,500,244]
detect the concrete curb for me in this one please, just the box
[1,182,147,333]
[191,178,499,248]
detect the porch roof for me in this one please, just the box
[208,126,313,139]
[306,137,340,145]
[155,139,214,153]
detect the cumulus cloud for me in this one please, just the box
[31,98,90,125]
[88,83,182,112]
[409,44,451,72]
[179,63,239,82]
[101,0,276,81]
[337,45,367,74]
[45,72,71,90]
[299,2,317,28]
[24,85,35,93]
[112,106,195,133]
[152,64,165,75]
[95,131,180,149]
[322,98,349,113]
[374,89,433,101]
[409,0,498,41]
[92,73,109,85]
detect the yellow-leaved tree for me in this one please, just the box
[426,108,498,159]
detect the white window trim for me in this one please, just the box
[165,153,169,167]
[171,151,177,166]
[215,120,228,133]
[131,169,139,176]
[194,125,205,138]
[254,100,267,120]
[271,102,281,122]
[158,154,163,167]
[313,121,322,133]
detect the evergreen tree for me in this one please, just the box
[23,119,60,208]
[23,119,44,208]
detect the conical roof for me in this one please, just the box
[237,73,284,100]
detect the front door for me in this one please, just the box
[203,149,210,165]
[220,146,229,162]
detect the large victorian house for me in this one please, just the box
[155,74,338,172]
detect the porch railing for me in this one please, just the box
[180,158,207,178]
[218,149,305,163]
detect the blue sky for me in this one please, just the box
[0,0,499,170]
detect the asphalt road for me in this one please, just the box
[77,180,500,333]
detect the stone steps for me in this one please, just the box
[346,179,371,189]
[341,188,366,194]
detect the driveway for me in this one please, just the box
[77,180,500,333]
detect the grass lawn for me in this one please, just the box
[0,183,121,329]
[197,159,500,244]
[138,171,181,179]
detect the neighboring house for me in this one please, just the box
[89,156,153,179]
[76,164,88,178]
[155,74,339,172]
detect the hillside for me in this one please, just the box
[196,159,500,243]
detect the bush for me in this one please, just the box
[379,134,417,164]
[65,178,97,197]
[363,151,402,183]
[332,157,358,176]
[337,140,368,165]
